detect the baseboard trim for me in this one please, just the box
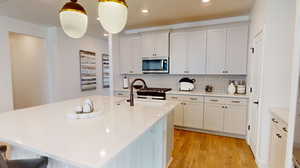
[175,126,246,139]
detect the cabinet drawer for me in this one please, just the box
[224,98,248,106]
[114,91,129,97]
[204,97,226,104]
[271,116,288,133]
[183,96,204,103]
[166,95,185,101]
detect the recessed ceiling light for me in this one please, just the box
[141,9,149,14]
[201,0,211,3]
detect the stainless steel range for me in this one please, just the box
[137,88,172,100]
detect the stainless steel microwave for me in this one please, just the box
[142,57,169,74]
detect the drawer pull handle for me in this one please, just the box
[210,99,218,102]
[283,127,288,132]
[171,97,178,99]
[276,134,282,138]
[190,98,198,101]
[272,118,279,124]
[232,101,241,103]
[118,93,123,96]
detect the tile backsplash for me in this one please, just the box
[116,74,247,93]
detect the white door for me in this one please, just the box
[170,32,187,74]
[154,31,169,57]
[183,102,204,129]
[223,104,247,135]
[186,30,207,74]
[248,32,264,156]
[141,32,155,57]
[226,26,249,74]
[206,29,227,74]
[204,102,224,131]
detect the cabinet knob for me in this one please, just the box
[276,133,282,138]
[283,127,288,132]
[272,118,279,124]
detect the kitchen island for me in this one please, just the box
[0,96,178,168]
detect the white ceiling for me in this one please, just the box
[0,0,253,36]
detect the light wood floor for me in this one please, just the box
[169,129,257,168]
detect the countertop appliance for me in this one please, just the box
[142,57,169,74]
[137,88,172,100]
[179,78,196,91]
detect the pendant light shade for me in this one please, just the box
[59,0,88,38]
[98,0,128,34]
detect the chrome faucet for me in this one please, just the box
[129,78,147,106]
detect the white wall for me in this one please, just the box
[249,0,296,167]
[0,16,48,113]
[0,17,108,113]
[48,28,108,102]
[9,33,49,109]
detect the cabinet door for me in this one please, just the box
[120,36,132,74]
[184,102,204,129]
[187,31,207,74]
[154,32,169,57]
[174,102,184,126]
[170,32,187,74]
[206,29,226,74]
[131,36,142,74]
[120,35,142,74]
[204,103,224,131]
[226,26,249,74]
[223,104,247,135]
[141,32,155,57]
[269,125,287,168]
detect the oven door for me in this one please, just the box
[142,58,169,74]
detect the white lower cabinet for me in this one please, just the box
[204,102,224,132]
[184,101,204,129]
[269,116,288,168]
[223,104,247,135]
[204,97,247,135]
[167,94,248,136]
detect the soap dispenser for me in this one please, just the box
[123,75,129,89]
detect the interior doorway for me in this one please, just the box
[9,32,49,110]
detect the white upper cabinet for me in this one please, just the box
[206,28,227,74]
[170,32,187,74]
[120,35,142,74]
[187,31,207,74]
[206,25,249,75]
[170,30,207,74]
[226,26,249,74]
[141,31,169,58]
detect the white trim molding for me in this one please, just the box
[124,15,250,34]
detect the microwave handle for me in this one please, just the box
[161,60,164,69]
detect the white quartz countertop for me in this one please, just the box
[270,107,289,124]
[114,89,249,99]
[0,96,178,168]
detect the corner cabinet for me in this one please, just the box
[119,35,142,74]
[206,25,249,75]
[170,30,206,74]
[141,31,169,58]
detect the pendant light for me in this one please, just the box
[59,0,88,38]
[98,0,128,34]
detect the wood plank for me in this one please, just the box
[169,129,257,168]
